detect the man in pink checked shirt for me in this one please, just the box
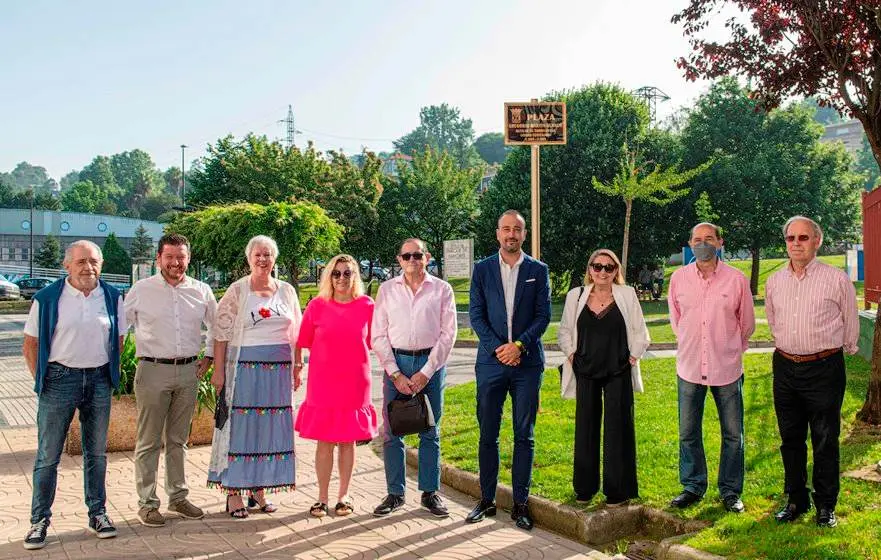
[668,222,755,514]
[371,238,457,519]
[766,216,859,529]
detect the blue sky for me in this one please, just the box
[2,0,716,180]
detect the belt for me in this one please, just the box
[775,348,841,364]
[392,347,433,357]
[49,362,108,374]
[139,356,199,365]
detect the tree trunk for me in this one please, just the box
[749,247,760,296]
[289,261,299,290]
[621,199,632,278]
[857,308,881,425]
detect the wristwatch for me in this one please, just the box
[389,371,401,381]
[514,340,524,353]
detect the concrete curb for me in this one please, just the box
[401,447,715,559]
[454,339,775,352]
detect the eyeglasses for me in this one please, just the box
[590,263,617,273]
[399,252,425,261]
[785,234,811,243]
[331,269,353,279]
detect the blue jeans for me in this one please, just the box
[476,364,543,504]
[382,353,445,496]
[31,363,112,524]
[677,375,744,499]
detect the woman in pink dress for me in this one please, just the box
[294,254,377,517]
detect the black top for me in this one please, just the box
[572,300,630,379]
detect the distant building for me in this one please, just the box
[478,165,499,193]
[380,153,413,177]
[0,209,164,265]
[821,119,864,154]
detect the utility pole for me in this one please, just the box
[632,86,670,128]
[180,144,188,206]
[279,105,296,149]
[29,187,34,277]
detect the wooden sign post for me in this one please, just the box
[503,100,566,260]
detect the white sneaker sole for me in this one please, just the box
[88,527,117,539]
[23,540,46,550]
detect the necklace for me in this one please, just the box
[591,291,614,308]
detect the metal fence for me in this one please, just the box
[0,263,130,285]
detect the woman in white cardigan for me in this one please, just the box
[558,249,650,505]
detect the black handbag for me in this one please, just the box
[387,393,436,437]
[214,386,229,430]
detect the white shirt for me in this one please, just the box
[124,273,217,359]
[240,291,297,347]
[371,273,458,380]
[498,250,524,342]
[24,280,126,368]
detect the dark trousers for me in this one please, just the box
[772,350,846,509]
[476,365,543,504]
[573,371,638,502]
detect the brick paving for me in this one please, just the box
[0,315,601,559]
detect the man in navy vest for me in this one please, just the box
[466,210,551,530]
[21,240,125,550]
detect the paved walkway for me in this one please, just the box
[0,315,602,559]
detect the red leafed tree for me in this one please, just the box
[673,0,881,424]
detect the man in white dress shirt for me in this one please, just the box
[124,233,217,527]
[22,240,125,549]
[371,238,457,518]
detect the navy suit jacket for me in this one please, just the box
[469,253,551,371]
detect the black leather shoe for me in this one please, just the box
[372,494,405,517]
[421,492,449,518]
[775,502,811,523]
[670,490,702,509]
[511,502,533,531]
[465,499,496,523]
[816,508,837,528]
[722,495,745,513]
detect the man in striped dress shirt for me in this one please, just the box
[765,216,859,528]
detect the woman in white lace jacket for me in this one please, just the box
[207,236,302,519]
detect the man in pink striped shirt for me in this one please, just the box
[371,238,457,519]
[668,222,755,514]
[765,216,859,529]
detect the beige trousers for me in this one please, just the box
[134,360,200,509]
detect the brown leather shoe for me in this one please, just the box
[137,507,166,527]
[168,499,204,519]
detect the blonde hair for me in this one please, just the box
[318,254,364,300]
[583,249,626,286]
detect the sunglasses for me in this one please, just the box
[785,234,811,243]
[331,269,353,279]
[590,263,617,273]
[399,252,425,261]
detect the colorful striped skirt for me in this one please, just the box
[207,343,295,494]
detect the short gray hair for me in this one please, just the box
[63,240,103,265]
[399,238,427,253]
[245,235,279,260]
[497,209,526,227]
[782,216,823,242]
[690,222,722,239]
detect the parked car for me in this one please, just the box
[16,277,54,299]
[0,277,21,300]
[360,264,390,281]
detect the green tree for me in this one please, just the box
[59,171,80,191]
[6,162,51,190]
[479,83,693,286]
[34,234,62,268]
[187,135,383,262]
[394,104,481,168]
[855,136,880,191]
[592,145,710,270]
[109,149,165,216]
[681,78,863,294]
[474,132,510,165]
[166,201,343,285]
[102,233,132,276]
[693,191,719,224]
[381,149,481,277]
[0,181,60,210]
[140,190,181,221]
[61,180,110,214]
[130,224,154,262]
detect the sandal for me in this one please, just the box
[226,495,249,519]
[248,494,278,513]
[334,496,354,516]
[310,502,329,518]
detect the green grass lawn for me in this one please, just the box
[422,354,881,559]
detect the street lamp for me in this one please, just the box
[28,187,34,277]
[180,144,188,206]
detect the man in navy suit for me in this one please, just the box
[465,210,551,531]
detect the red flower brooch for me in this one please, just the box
[258,307,271,318]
